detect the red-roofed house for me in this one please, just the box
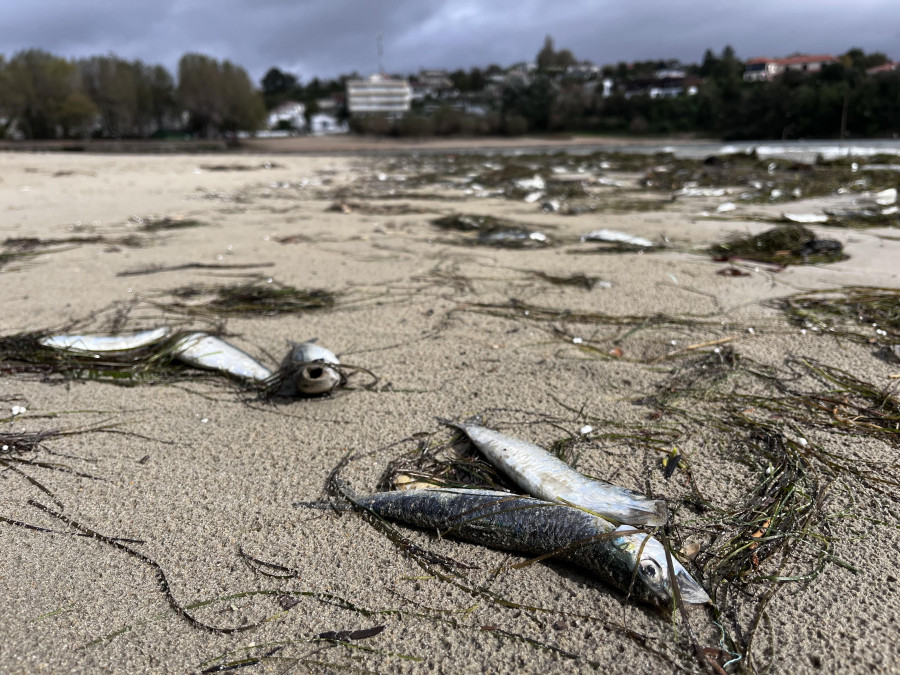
[744,54,838,81]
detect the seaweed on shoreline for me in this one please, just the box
[779,286,900,345]
[710,224,846,265]
[159,279,338,318]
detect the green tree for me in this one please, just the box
[178,54,265,137]
[4,49,86,138]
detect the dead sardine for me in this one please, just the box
[172,332,272,381]
[273,339,343,396]
[442,420,667,527]
[354,487,708,607]
[580,229,654,248]
[38,327,172,352]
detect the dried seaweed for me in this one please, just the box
[779,286,900,345]
[159,279,337,318]
[135,216,206,232]
[709,224,845,265]
[431,214,553,249]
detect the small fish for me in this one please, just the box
[580,229,654,248]
[172,333,272,381]
[274,339,343,396]
[39,327,172,352]
[442,420,667,527]
[354,487,708,607]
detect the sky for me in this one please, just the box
[1,0,898,84]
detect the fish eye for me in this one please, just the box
[640,560,662,581]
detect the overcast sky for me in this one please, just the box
[2,0,898,83]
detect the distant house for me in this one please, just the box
[346,74,412,117]
[744,54,837,81]
[309,113,348,135]
[267,101,306,131]
[624,71,700,99]
[565,63,601,79]
[418,69,453,91]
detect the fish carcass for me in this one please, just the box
[354,487,708,607]
[442,420,668,527]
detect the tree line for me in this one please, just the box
[0,50,264,139]
[0,42,897,141]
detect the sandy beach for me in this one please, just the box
[1,145,899,674]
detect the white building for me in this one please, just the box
[267,101,306,131]
[346,75,412,116]
[309,113,348,135]
[744,54,837,82]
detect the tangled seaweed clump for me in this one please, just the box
[780,287,900,346]
[163,279,337,317]
[710,224,845,265]
[431,214,553,248]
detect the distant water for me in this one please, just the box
[660,140,900,162]
[451,139,900,163]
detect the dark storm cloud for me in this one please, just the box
[1,0,898,83]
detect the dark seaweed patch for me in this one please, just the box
[709,224,846,265]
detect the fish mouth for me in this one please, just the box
[675,569,710,604]
[295,363,343,395]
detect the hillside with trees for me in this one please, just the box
[0,40,896,141]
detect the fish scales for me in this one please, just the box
[445,421,668,526]
[356,487,709,607]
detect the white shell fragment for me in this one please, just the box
[172,333,272,381]
[580,229,654,248]
[782,213,829,224]
[39,327,172,352]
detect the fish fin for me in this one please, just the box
[615,502,669,527]
[676,570,710,604]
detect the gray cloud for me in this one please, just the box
[1,0,898,84]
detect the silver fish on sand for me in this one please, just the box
[172,332,272,381]
[39,327,172,352]
[354,487,709,607]
[274,339,343,396]
[443,420,668,527]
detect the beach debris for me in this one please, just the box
[674,187,727,198]
[431,214,552,248]
[580,229,654,249]
[10,326,353,397]
[780,286,900,345]
[161,279,337,318]
[171,333,273,381]
[523,270,610,290]
[270,339,344,397]
[38,327,172,352]
[717,267,750,277]
[867,187,897,206]
[716,202,737,213]
[710,224,845,265]
[131,216,205,232]
[351,487,708,607]
[782,213,829,224]
[441,419,668,527]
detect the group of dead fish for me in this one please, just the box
[35,327,709,609]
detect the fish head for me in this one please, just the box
[292,362,344,396]
[634,552,709,607]
[617,528,710,607]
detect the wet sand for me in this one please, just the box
[1,149,898,673]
